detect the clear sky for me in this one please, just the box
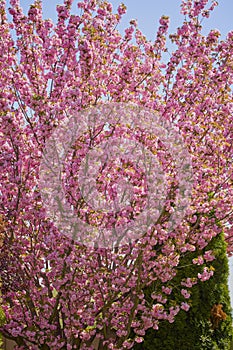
[8,0,233,308]
[10,0,233,39]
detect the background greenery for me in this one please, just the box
[0,307,5,349]
[133,231,233,350]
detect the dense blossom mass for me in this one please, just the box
[0,0,233,349]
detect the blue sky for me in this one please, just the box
[10,0,233,39]
[113,0,233,40]
[8,0,233,307]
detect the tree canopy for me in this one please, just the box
[0,0,233,349]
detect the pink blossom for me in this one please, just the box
[181,289,191,299]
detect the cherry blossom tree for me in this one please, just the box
[0,0,233,349]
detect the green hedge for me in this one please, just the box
[133,232,233,350]
[0,306,5,349]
